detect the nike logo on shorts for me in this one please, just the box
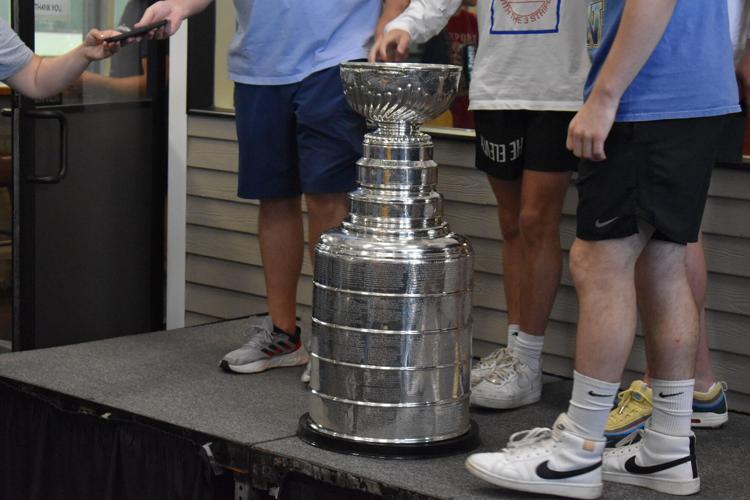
[595,216,619,228]
[536,459,602,480]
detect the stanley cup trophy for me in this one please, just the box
[298,62,479,458]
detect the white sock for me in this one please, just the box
[507,324,520,350]
[650,378,695,437]
[567,370,621,439]
[513,330,544,371]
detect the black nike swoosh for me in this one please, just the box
[624,455,693,475]
[659,391,684,398]
[588,390,614,398]
[536,460,602,480]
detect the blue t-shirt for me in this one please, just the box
[0,17,33,81]
[585,0,740,122]
[228,0,381,85]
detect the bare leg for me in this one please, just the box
[517,171,571,336]
[570,227,652,382]
[685,236,714,391]
[640,235,713,390]
[259,197,304,334]
[636,239,699,381]
[487,175,522,326]
[305,192,349,264]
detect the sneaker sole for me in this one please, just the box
[465,458,602,499]
[691,411,728,429]
[603,471,700,496]
[470,388,542,410]
[221,349,309,374]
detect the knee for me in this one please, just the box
[569,240,619,290]
[260,196,301,215]
[498,209,521,241]
[518,208,554,244]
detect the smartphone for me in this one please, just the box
[103,20,167,43]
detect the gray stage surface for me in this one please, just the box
[0,318,747,499]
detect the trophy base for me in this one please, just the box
[297,413,480,460]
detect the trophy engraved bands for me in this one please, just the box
[298,62,478,458]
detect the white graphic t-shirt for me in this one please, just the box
[386,0,589,111]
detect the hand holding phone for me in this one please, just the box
[103,20,167,43]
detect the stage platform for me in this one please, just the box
[1,318,748,499]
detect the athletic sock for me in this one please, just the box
[567,370,621,439]
[507,324,520,351]
[512,330,544,371]
[650,378,695,437]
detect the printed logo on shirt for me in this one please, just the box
[480,136,524,163]
[490,0,561,35]
[587,1,605,48]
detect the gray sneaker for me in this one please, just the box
[220,316,308,374]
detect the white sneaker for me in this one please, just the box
[471,354,541,409]
[465,413,605,499]
[603,427,700,496]
[471,346,513,386]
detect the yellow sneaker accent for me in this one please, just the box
[605,380,653,443]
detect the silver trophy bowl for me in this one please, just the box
[340,62,462,124]
[298,63,478,458]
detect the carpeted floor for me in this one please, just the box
[0,318,747,499]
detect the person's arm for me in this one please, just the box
[566,0,677,161]
[369,0,411,61]
[136,0,214,37]
[370,0,462,61]
[6,29,120,99]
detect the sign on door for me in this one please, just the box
[35,1,70,20]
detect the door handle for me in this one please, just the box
[24,109,68,183]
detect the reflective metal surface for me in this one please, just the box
[307,62,473,444]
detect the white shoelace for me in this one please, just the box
[242,323,275,349]
[504,427,555,455]
[476,347,513,370]
[486,355,524,385]
[614,428,644,448]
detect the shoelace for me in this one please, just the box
[614,428,644,448]
[615,387,652,418]
[475,347,512,370]
[504,427,555,455]
[242,323,276,350]
[487,355,523,385]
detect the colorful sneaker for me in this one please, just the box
[465,413,605,499]
[605,380,652,447]
[471,346,513,386]
[220,316,308,374]
[471,354,542,409]
[691,381,729,428]
[603,427,700,496]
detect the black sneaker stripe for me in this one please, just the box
[536,460,602,480]
[624,454,694,475]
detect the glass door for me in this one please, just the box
[11,0,167,350]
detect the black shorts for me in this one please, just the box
[474,110,578,180]
[576,115,729,245]
[715,109,746,167]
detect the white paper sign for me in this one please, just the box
[35,0,70,19]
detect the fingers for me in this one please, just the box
[396,33,409,60]
[372,30,410,62]
[567,120,606,161]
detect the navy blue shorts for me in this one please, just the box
[234,65,365,199]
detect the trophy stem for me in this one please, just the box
[374,121,421,138]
